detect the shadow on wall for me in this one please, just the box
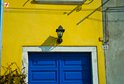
[39,36,59,51]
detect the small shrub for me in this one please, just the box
[0,62,27,84]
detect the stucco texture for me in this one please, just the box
[103,0,124,84]
[2,0,106,84]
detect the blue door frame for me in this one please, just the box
[28,52,93,84]
[0,0,3,68]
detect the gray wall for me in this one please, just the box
[105,12,124,84]
[103,0,124,84]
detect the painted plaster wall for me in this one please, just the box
[105,12,124,84]
[2,0,106,84]
[102,0,124,84]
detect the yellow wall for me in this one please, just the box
[2,0,106,84]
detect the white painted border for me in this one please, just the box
[22,46,98,84]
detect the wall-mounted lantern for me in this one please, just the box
[56,25,65,44]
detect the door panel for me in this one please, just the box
[28,53,59,84]
[60,53,92,84]
[28,52,92,84]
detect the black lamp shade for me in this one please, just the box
[56,25,65,44]
[56,25,65,38]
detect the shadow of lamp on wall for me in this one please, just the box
[41,25,65,48]
[42,36,57,46]
[40,36,58,51]
[39,25,65,51]
[41,25,65,45]
[56,25,65,44]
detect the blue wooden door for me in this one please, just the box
[28,52,92,84]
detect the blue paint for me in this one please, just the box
[0,0,3,65]
[28,52,93,84]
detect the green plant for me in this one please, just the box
[0,62,27,84]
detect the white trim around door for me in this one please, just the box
[22,46,98,84]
